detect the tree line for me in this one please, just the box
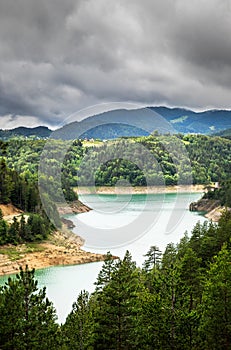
[2,134,231,189]
[0,138,79,203]
[1,211,231,349]
[0,155,61,230]
[0,211,51,245]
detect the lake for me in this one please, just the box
[0,192,207,323]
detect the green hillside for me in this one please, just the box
[2,133,231,190]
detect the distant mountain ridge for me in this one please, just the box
[214,128,231,139]
[150,106,231,134]
[52,106,231,140]
[0,126,52,140]
[1,106,231,140]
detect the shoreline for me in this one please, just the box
[0,200,107,277]
[57,199,92,216]
[189,198,226,222]
[76,184,205,195]
[204,206,225,222]
[0,230,108,277]
[0,186,205,277]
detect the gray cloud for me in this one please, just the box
[0,0,231,128]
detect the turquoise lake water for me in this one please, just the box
[0,192,207,323]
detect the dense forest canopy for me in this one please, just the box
[0,140,63,243]
[1,133,231,189]
[0,156,58,245]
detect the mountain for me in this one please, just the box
[0,126,52,140]
[1,107,231,141]
[52,106,231,140]
[214,128,231,139]
[52,108,175,140]
[150,107,231,134]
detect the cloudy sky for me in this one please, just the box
[0,0,231,129]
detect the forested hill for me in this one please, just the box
[77,134,231,186]
[150,106,231,133]
[214,127,231,139]
[0,126,51,140]
[0,138,79,245]
[0,157,58,245]
[52,107,231,140]
[2,134,231,189]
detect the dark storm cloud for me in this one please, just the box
[0,0,231,128]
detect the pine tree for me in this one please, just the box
[189,221,204,256]
[161,243,177,270]
[143,245,162,272]
[0,266,60,350]
[159,244,179,350]
[8,216,21,244]
[138,272,163,349]
[92,251,144,349]
[62,290,92,350]
[199,245,231,349]
[0,159,13,204]
[176,248,202,349]
[94,251,117,292]
[19,215,28,241]
[0,218,9,244]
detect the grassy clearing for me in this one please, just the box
[0,242,46,261]
[0,246,22,260]
[82,140,103,147]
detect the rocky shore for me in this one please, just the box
[189,198,224,222]
[57,200,91,215]
[0,230,108,277]
[0,201,110,277]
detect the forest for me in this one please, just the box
[0,211,50,245]
[1,133,231,189]
[0,138,83,245]
[1,211,231,349]
[0,133,231,348]
[87,134,231,186]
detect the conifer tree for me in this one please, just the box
[8,216,21,244]
[143,245,162,272]
[0,159,13,204]
[62,290,92,350]
[199,245,231,349]
[0,266,59,350]
[94,251,117,292]
[92,251,144,349]
[0,217,9,244]
[159,244,179,350]
[176,247,202,349]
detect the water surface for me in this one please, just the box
[0,192,207,323]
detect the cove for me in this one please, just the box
[0,192,207,323]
